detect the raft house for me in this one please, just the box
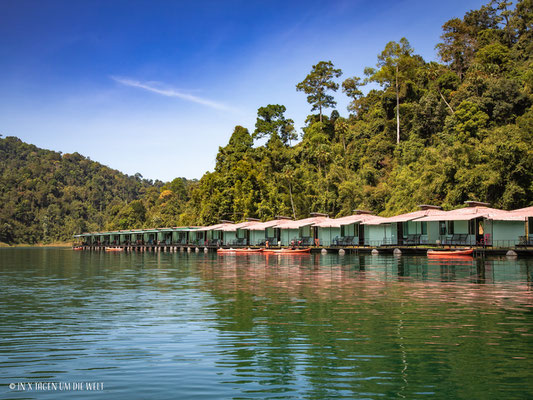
[74,202,533,256]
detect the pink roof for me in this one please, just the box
[313,214,382,228]
[363,209,446,225]
[508,206,533,217]
[196,222,234,232]
[416,206,521,222]
[243,219,292,231]
[216,220,264,232]
[273,216,330,229]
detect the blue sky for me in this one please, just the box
[0,0,487,181]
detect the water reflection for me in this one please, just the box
[0,249,532,399]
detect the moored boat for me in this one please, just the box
[217,248,264,254]
[105,247,124,252]
[427,248,473,257]
[263,248,311,254]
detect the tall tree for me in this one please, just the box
[296,61,342,122]
[253,104,296,146]
[342,76,364,114]
[215,126,253,173]
[365,38,415,144]
[436,18,476,80]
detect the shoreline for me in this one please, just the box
[0,242,72,248]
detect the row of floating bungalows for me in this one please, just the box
[75,202,533,248]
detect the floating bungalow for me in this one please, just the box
[235,216,292,246]
[361,205,447,246]
[312,211,386,246]
[212,219,263,246]
[510,206,533,245]
[74,202,533,252]
[416,202,532,246]
[272,213,330,246]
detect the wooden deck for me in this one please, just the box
[75,244,533,257]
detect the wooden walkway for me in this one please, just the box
[76,244,533,257]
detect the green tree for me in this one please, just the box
[253,104,296,146]
[436,18,476,80]
[296,61,342,122]
[365,38,415,144]
[342,76,364,114]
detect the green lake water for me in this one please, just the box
[1,248,532,399]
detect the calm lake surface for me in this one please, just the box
[1,248,532,399]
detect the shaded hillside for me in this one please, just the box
[0,136,159,243]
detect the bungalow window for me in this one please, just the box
[421,222,427,235]
[340,226,345,237]
[403,222,409,235]
[448,221,454,235]
[529,217,533,235]
[439,221,447,236]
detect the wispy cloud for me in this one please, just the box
[111,76,232,111]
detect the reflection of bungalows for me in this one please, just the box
[313,211,385,246]
[417,202,530,246]
[240,217,293,246]
[361,205,446,246]
[273,213,330,246]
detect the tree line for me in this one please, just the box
[179,0,532,225]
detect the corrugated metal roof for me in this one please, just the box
[196,223,234,232]
[242,219,289,231]
[313,214,380,228]
[216,220,264,232]
[416,206,515,222]
[273,216,330,229]
[364,209,447,225]
[508,206,533,217]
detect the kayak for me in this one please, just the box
[105,247,124,252]
[217,248,264,254]
[427,248,473,256]
[263,248,311,254]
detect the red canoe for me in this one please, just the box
[217,248,264,254]
[427,248,473,257]
[263,248,311,254]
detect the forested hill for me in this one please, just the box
[1,0,532,244]
[180,0,533,225]
[0,136,194,243]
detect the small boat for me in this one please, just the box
[105,247,124,252]
[72,247,84,251]
[263,248,311,254]
[217,248,264,254]
[427,248,473,257]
